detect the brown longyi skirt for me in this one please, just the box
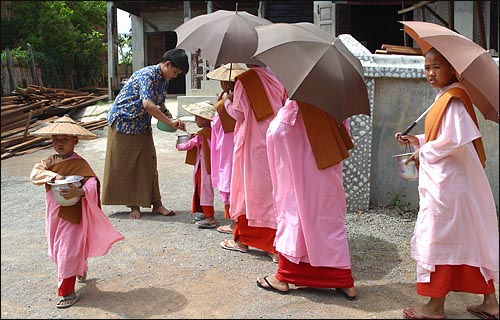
[102,124,161,207]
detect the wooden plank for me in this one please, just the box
[398,1,434,14]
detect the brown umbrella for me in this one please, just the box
[30,114,98,140]
[175,9,271,66]
[401,21,499,124]
[253,22,370,122]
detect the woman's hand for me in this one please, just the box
[174,119,186,131]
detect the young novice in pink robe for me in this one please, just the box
[396,48,499,319]
[30,119,124,309]
[206,63,248,234]
[257,99,356,298]
[176,102,217,229]
[219,65,287,262]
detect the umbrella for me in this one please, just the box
[253,22,370,122]
[401,21,499,124]
[175,9,271,67]
[30,114,98,140]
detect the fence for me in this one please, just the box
[1,65,42,96]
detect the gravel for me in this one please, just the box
[1,117,492,319]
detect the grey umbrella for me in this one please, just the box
[253,22,370,122]
[175,9,271,67]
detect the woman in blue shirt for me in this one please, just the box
[103,48,189,219]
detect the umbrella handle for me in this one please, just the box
[401,122,417,136]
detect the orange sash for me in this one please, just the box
[297,101,354,170]
[235,69,274,122]
[185,127,212,174]
[215,99,236,133]
[424,87,486,168]
[45,157,99,224]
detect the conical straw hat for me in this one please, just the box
[206,63,248,82]
[181,101,216,120]
[30,114,98,140]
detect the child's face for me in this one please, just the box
[220,81,234,92]
[424,49,456,89]
[160,61,182,80]
[195,115,211,128]
[51,135,78,158]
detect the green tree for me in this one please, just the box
[1,1,107,88]
[118,32,132,65]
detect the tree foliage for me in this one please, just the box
[1,1,107,88]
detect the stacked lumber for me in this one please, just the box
[1,85,109,160]
[375,44,422,56]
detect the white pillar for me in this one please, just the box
[131,14,144,71]
[454,1,474,41]
[183,1,192,95]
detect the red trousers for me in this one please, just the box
[234,215,276,253]
[417,265,495,297]
[58,276,76,297]
[276,254,354,288]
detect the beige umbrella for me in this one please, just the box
[175,9,271,66]
[401,21,499,124]
[30,114,98,140]
[253,22,370,122]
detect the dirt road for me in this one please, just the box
[0,112,492,319]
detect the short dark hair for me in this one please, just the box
[161,49,189,75]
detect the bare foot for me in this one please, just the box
[338,287,357,300]
[152,205,175,216]
[129,208,141,219]
[256,275,289,292]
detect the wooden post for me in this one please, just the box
[477,0,486,49]
[6,48,16,93]
[22,110,34,143]
[26,43,39,85]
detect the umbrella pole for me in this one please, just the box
[228,64,233,93]
[401,105,432,135]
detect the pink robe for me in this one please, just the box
[413,83,499,284]
[176,134,214,206]
[210,112,234,204]
[225,66,288,229]
[266,100,352,267]
[31,153,124,287]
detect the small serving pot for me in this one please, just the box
[47,175,83,206]
[392,152,418,181]
[176,133,192,145]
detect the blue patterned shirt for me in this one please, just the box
[107,64,169,134]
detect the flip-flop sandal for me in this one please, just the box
[216,224,234,234]
[256,276,290,295]
[219,239,249,253]
[403,307,446,319]
[267,252,279,263]
[335,288,356,301]
[56,292,81,309]
[467,304,499,319]
[196,220,217,229]
[193,213,205,222]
